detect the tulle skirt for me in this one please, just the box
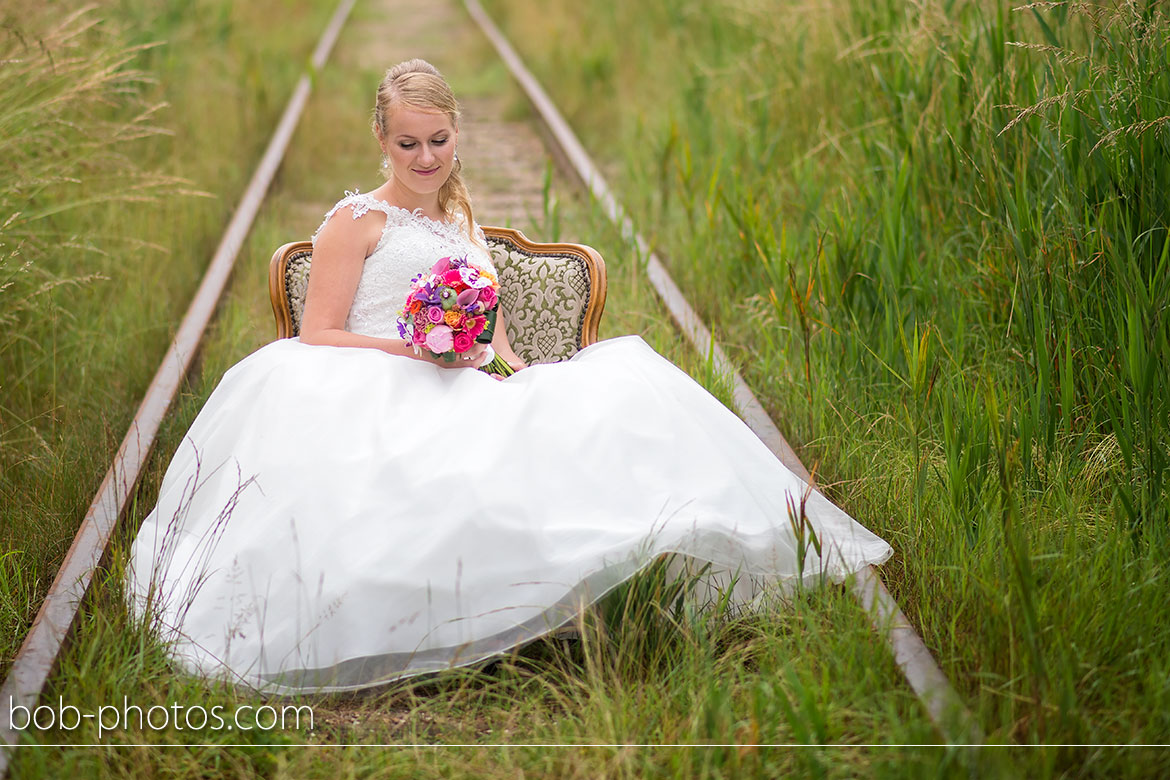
[127,336,891,693]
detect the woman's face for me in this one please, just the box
[381,106,457,197]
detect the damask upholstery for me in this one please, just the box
[268,226,607,363]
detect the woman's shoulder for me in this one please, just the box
[313,189,479,247]
[311,191,372,241]
[311,189,421,246]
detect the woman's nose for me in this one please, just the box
[418,144,436,165]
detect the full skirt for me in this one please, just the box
[128,335,891,693]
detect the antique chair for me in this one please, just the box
[268,226,605,644]
[268,226,607,363]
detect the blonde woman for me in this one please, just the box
[129,60,890,693]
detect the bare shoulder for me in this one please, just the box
[314,203,386,261]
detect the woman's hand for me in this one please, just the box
[456,342,492,369]
[411,341,492,369]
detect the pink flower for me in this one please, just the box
[426,306,445,324]
[430,257,451,275]
[453,331,474,353]
[456,288,480,308]
[412,326,426,346]
[467,316,486,337]
[425,324,454,353]
[441,269,463,287]
[478,285,498,309]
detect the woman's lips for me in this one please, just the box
[414,166,440,176]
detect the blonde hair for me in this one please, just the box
[373,59,476,240]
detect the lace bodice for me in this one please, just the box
[312,191,494,339]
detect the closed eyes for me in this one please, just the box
[398,137,449,150]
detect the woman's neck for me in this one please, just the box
[375,180,445,222]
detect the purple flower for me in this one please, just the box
[414,281,442,305]
[460,265,493,288]
[456,288,480,308]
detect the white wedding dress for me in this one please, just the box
[128,191,892,694]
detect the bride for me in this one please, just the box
[128,59,891,693]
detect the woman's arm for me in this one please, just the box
[299,207,490,367]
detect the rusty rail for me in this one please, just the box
[0,0,356,772]
[463,0,982,744]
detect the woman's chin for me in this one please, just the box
[409,170,447,189]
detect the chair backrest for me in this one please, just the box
[268,225,607,365]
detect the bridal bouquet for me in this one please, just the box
[396,255,515,377]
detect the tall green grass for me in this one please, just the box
[17,550,951,777]
[484,0,1170,764]
[6,3,964,771]
[7,0,1169,774]
[0,0,333,675]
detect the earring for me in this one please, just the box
[453,149,460,164]
[380,154,388,171]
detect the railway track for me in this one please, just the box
[460,0,982,745]
[0,0,980,768]
[0,0,357,767]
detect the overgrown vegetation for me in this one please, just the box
[0,0,330,673]
[483,0,1170,763]
[6,0,1170,775]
